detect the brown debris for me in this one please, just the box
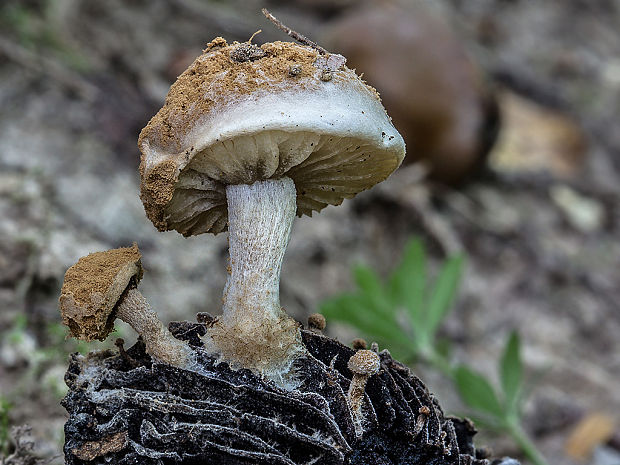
[489,89,587,178]
[565,413,616,460]
[205,36,228,51]
[114,338,139,368]
[229,42,267,62]
[71,431,128,461]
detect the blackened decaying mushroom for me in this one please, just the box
[63,322,501,465]
[138,37,405,382]
[58,244,194,368]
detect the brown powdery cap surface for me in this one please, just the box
[59,245,143,341]
[307,313,327,331]
[348,349,381,376]
[140,39,325,152]
[139,37,405,236]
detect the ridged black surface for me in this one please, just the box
[62,323,494,465]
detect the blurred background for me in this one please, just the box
[0,0,619,464]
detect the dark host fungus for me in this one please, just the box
[63,322,497,465]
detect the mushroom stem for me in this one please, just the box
[116,288,194,368]
[205,177,305,382]
[348,373,370,438]
[223,177,296,322]
[347,350,381,438]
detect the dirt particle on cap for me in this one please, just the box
[229,42,267,62]
[288,64,302,76]
[205,37,228,52]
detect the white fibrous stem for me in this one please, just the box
[116,288,194,368]
[223,177,296,325]
[348,374,369,438]
[205,177,305,385]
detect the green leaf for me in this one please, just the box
[352,266,394,317]
[452,411,503,430]
[320,294,411,347]
[454,365,504,418]
[425,255,463,336]
[500,331,522,415]
[388,239,427,325]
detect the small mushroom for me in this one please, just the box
[58,245,194,368]
[347,349,380,438]
[307,313,326,333]
[138,38,405,383]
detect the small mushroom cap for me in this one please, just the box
[59,245,143,342]
[307,313,326,331]
[139,38,405,236]
[348,349,380,376]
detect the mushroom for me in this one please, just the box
[138,38,405,383]
[347,349,381,438]
[307,313,326,333]
[58,244,194,368]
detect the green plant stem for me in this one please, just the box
[422,348,454,377]
[424,349,548,465]
[505,421,549,465]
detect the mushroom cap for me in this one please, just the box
[139,38,405,236]
[348,349,380,376]
[59,245,143,342]
[307,313,326,331]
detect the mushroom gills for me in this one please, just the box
[166,130,399,234]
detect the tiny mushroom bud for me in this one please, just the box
[58,245,194,368]
[307,313,326,332]
[351,338,367,350]
[138,37,405,384]
[347,349,381,438]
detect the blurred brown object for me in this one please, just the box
[565,413,616,460]
[322,3,498,184]
[489,89,587,178]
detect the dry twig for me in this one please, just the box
[261,8,328,55]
